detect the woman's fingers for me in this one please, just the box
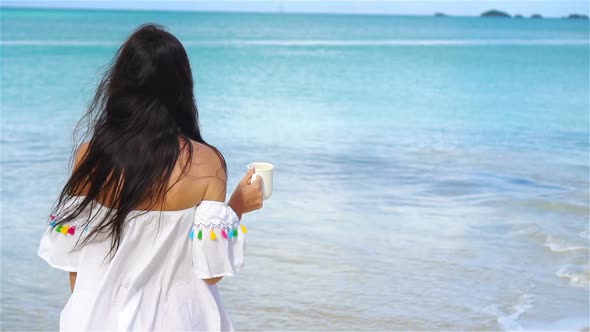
[251,174,262,188]
[228,167,265,217]
[243,167,256,184]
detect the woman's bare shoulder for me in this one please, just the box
[181,139,224,175]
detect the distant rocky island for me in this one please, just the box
[566,14,589,19]
[434,12,447,17]
[481,9,510,18]
[479,9,588,20]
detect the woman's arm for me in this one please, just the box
[200,167,263,285]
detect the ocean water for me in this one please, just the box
[1,8,589,331]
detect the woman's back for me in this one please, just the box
[40,139,249,330]
[75,139,225,211]
[73,138,226,212]
[38,136,252,329]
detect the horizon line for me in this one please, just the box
[1,5,588,19]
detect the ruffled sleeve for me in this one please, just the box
[190,201,248,279]
[37,196,90,272]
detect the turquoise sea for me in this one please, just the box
[1,8,589,331]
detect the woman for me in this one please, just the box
[37,23,263,331]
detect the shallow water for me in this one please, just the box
[1,8,589,331]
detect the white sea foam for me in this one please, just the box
[203,39,590,46]
[544,236,589,253]
[556,265,590,290]
[0,40,119,46]
[1,39,589,47]
[485,293,535,331]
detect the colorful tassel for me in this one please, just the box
[50,215,56,220]
[50,220,57,227]
[60,225,69,235]
[55,225,62,233]
[189,226,247,241]
[68,226,76,235]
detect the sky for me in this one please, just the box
[2,1,589,18]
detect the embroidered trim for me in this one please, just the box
[192,220,241,229]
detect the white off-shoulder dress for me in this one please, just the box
[37,195,248,331]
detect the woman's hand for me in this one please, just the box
[228,168,263,220]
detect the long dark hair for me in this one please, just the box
[49,23,226,260]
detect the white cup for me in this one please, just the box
[247,162,274,200]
